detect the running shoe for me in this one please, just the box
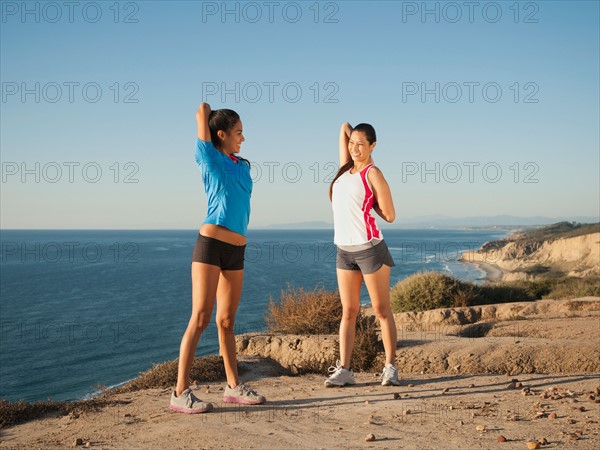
[223,383,266,405]
[169,388,213,414]
[381,363,401,386]
[324,360,356,387]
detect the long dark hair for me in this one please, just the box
[208,109,250,168]
[329,123,376,200]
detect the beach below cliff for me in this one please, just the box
[464,260,505,282]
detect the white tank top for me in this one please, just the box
[332,163,383,246]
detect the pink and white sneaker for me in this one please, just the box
[223,383,266,404]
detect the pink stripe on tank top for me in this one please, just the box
[359,164,380,241]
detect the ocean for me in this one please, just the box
[0,228,508,402]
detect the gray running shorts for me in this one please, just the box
[336,240,395,274]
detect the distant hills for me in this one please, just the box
[393,215,600,228]
[263,215,600,229]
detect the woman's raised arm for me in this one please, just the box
[196,102,212,141]
[339,122,353,166]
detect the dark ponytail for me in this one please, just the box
[328,123,377,200]
[208,109,239,148]
[329,160,353,200]
[208,109,250,168]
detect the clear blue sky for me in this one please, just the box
[1,1,598,228]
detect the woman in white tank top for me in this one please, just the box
[324,122,401,387]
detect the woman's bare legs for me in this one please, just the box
[336,268,363,368]
[363,264,397,365]
[215,269,244,388]
[175,262,221,396]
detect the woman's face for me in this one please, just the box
[348,130,375,162]
[219,120,245,154]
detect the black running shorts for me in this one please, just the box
[192,234,246,271]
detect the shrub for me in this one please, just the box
[495,279,554,300]
[351,314,381,372]
[496,276,600,300]
[265,286,380,372]
[390,271,538,313]
[545,276,600,299]
[265,286,342,335]
[111,355,228,394]
[473,284,533,305]
[390,271,599,314]
[523,265,551,275]
[390,271,477,313]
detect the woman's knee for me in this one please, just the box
[372,304,392,321]
[216,316,235,332]
[341,306,360,321]
[189,311,211,332]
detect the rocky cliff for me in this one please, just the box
[460,231,600,280]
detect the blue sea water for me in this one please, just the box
[0,228,508,402]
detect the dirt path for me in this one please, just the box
[1,372,599,450]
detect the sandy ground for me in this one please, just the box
[1,372,598,450]
[1,298,599,450]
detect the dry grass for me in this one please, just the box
[111,355,229,394]
[0,397,119,428]
[265,286,380,372]
[494,276,600,301]
[265,286,342,335]
[544,276,600,299]
[350,314,381,372]
[0,355,232,429]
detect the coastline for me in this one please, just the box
[463,259,504,283]
[457,245,505,283]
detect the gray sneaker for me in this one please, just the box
[381,363,401,386]
[223,383,266,405]
[324,360,356,387]
[169,388,213,414]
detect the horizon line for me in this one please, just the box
[0,225,555,232]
